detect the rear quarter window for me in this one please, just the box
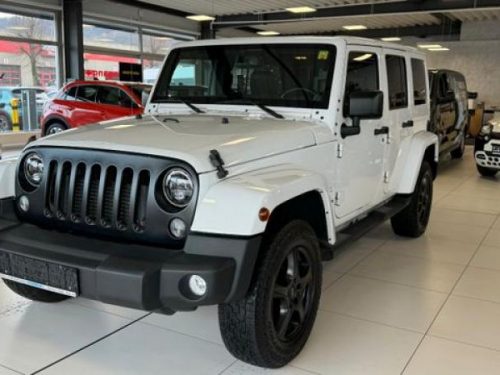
[411,59,427,105]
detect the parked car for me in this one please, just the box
[0,87,48,131]
[475,110,500,177]
[41,80,152,136]
[428,69,469,158]
[0,37,438,368]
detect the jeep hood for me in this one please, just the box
[32,115,324,173]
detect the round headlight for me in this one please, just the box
[23,152,44,186]
[163,168,194,208]
[481,125,493,135]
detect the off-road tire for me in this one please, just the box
[44,122,67,136]
[391,161,433,238]
[450,133,465,159]
[477,165,498,177]
[218,220,322,368]
[2,279,69,303]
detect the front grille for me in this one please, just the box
[45,161,150,233]
[17,147,198,248]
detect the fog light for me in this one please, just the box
[169,218,187,239]
[18,196,30,212]
[188,275,207,297]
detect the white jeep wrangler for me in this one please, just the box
[0,37,438,368]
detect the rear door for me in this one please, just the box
[96,85,138,121]
[71,85,107,126]
[382,52,414,194]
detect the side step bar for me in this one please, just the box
[321,196,411,260]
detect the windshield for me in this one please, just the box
[152,44,336,109]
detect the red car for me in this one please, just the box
[41,80,152,136]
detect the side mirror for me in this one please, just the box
[342,91,383,138]
[347,91,384,120]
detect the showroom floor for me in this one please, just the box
[1,147,500,375]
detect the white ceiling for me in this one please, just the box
[142,0,397,16]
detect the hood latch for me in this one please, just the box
[209,149,228,179]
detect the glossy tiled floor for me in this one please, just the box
[1,147,500,375]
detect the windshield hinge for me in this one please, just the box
[209,149,229,179]
[337,143,344,158]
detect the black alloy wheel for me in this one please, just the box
[272,246,316,343]
[391,161,433,238]
[416,171,432,228]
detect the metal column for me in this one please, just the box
[200,21,216,40]
[63,0,84,80]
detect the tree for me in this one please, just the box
[9,15,53,86]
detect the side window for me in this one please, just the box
[411,59,427,105]
[386,55,408,110]
[76,85,98,103]
[64,87,77,100]
[344,51,379,113]
[97,86,135,107]
[171,63,196,86]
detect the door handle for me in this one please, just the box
[374,126,389,136]
[402,120,414,128]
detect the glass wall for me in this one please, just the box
[82,20,191,85]
[0,9,59,133]
[0,7,194,136]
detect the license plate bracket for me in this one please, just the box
[0,252,79,297]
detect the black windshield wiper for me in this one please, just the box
[157,98,205,114]
[217,99,284,119]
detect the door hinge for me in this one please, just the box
[384,171,390,183]
[334,191,344,206]
[337,143,344,158]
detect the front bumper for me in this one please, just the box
[0,198,261,313]
[475,138,500,170]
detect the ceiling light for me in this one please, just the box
[428,47,450,51]
[257,31,280,36]
[8,26,29,31]
[418,44,442,49]
[186,15,215,22]
[353,53,373,62]
[286,6,316,13]
[381,37,401,42]
[83,24,94,29]
[343,25,367,31]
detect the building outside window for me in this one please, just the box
[0,9,59,133]
[83,21,191,84]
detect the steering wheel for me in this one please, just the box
[280,87,318,100]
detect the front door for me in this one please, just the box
[334,47,386,219]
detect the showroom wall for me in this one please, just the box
[425,20,500,108]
